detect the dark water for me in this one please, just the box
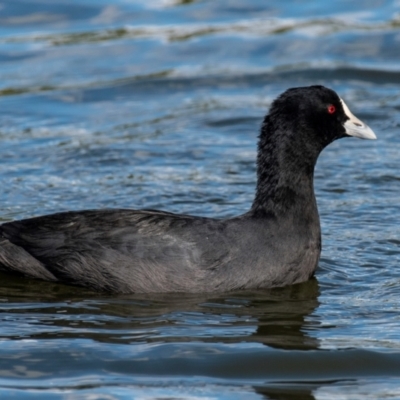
[0,0,400,398]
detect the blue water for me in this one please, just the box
[1,0,400,398]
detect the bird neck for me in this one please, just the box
[251,161,316,217]
[250,117,320,217]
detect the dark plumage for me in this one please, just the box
[0,86,376,293]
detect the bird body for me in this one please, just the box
[0,207,319,293]
[0,86,376,293]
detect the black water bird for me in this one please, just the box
[0,86,376,293]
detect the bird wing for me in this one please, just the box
[0,209,231,293]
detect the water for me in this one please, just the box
[0,0,400,398]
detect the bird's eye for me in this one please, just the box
[327,104,336,114]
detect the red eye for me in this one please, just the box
[327,104,336,114]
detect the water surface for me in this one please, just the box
[1,0,400,398]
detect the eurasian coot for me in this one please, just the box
[0,86,376,293]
